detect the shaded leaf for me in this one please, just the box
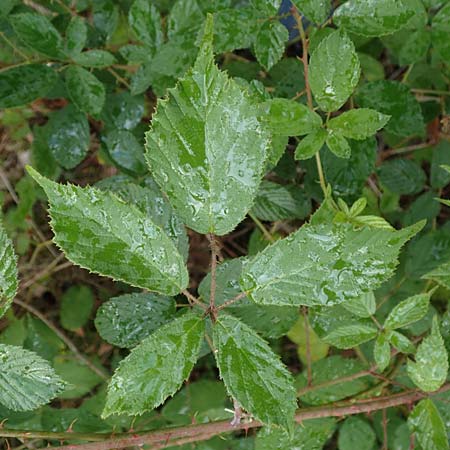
[65,16,87,56]
[423,261,450,290]
[60,285,94,331]
[0,222,18,319]
[378,159,426,195]
[432,3,450,62]
[72,50,116,68]
[101,92,144,131]
[338,417,376,450]
[129,0,163,50]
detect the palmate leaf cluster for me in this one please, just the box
[0,0,450,449]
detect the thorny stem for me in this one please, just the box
[207,234,219,322]
[182,289,207,311]
[3,384,449,450]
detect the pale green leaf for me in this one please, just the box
[145,15,270,235]
[213,314,297,429]
[27,167,188,296]
[129,0,163,50]
[0,344,64,411]
[103,312,205,417]
[254,21,288,71]
[389,331,415,354]
[0,222,18,319]
[374,332,390,371]
[407,317,448,392]
[323,323,378,349]
[384,293,430,330]
[408,399,449,450]
[333,0,416,37]
[295,129,327,160]
[423,261,450,290]
[309,30,360,112]
[341,291,376,318]
[293,0,330,24]
[241,222,423,307]
[327,109,390,140]
[95,293,176,348]
[261,98,322,136]
[326,131,351,158]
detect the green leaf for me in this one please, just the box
[423,261,450,290]
[295,128,328,160]
[431,141,450,189]
[356,81,424,137]
[129,0,163,50]
[103,312,205,417]
[256,418,336,450]
[261,98,322,136]
[407,317,448,392]
[60,285,94,331]
[389,331,415,354]
[374,332,391,371]
[293,0,330,24]
[327,109,390,140]
[341,291,376,318]
[333,0,416,37]
[10,13,65,58]
[338,417,376,450]
[432,3,450,62]
[0,344,64,411]
[95,293,176,348]
[72,50,116,68]
[326,131,351,158]
[378,159,426,195]
[167,0,204,38]
[323,323,378,349]
[46,104,90,169]
[241,222,423,307]
[101,92,145,131]
[254,21,288,71]
[65,16,87,56]
[0,222,18,319]
[65,65,105,116]
[408,399,449,450]
[145,15,270,235]
[26,167,189,296]
[0,64,58,109]
[309,30,360,112]
[384,293,430,330]
[213,314,297,429]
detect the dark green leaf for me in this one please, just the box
[65,16,87,56]
[27,167,189,296]
[432,3,450,62]
[101,92,144,131]
[65,65,105,115]
[60,285,94,331]
[0,64,58,109]
[384,293,430,330]
[254,21,288,71]
[295,129,328,160]
[167,0,204,38]
[378,159,426,195]
[338,417,376,450]
[72,50,116,68]
[431,141,450,189]
[129,0,163,50]
[0,221,18,319]
[103,312,205,417]
[423,261,450,290]
[95,293,176,348]
[213,314,297,429]
[93,0,119,41]
[293,0,330,24]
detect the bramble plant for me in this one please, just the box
[1,1,450,449]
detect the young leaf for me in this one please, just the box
[323,323,378,349]
[326,131,351,158]
[103,312,205,417]
[384,293,430,330]
[327,109,390,140]
[408,399,449,450]
[213,314,296,429]
[65,66,105,116]
[10,13,65,58]
[389,331,415,354]
[95,293,176,348]
[341,291,376,318]
[309,30,360,112]
[333,0,416,37]
[0,65,58,109]
[254,21,288,71]
[0,222,18,319]
[374,332,390,372]
[129,0,163,50]
[26,167,188,296]
[292,0,330,24]
[261,98,322,136]
[241,221,423,307]
[407,317,448,392]
[295,128,328,160]
[0,344,64,411]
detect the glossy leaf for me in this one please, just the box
[95,293,176,348]
[10,13,65,58]
[46,104,90,170]
[27,167,189,296]
[65,65,105,116]
[0,344,64,411]
[261,98,322,136]
[327,109,390,140]
[407,317,448,392]
[213,314,297,429]
[323,323,378,349]
[408,399,449,450]
[333,0,416,37]
[0,222,18,319]
[295,129,328,160]
[101,92,145,131]
[374,332,390,371]
[73,50,116,68]
[432,3,450,62]
[103,312,205,417]
[341,291,376,318]
[129,0,163,50]
[240,221,423,307]
[65,16,87,56]
[326,131,351,158]
[389,331,415,354]
[254,21,288,71]
[293,0,330,24]
[145,15,269,235]
[384,293,430,330]
[309,30,360,112]
[0,65,58,109]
